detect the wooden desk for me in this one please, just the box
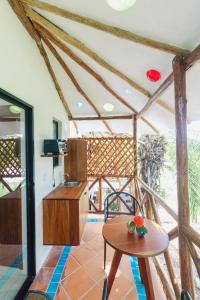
[102,215,169,299]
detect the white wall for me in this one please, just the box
[0,1,69,271]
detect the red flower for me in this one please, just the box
[133,216,144,228]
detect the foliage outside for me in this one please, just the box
[138,132,200,222]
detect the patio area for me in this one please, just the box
[30,215,164,300]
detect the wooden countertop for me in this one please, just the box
[43,181,88,200]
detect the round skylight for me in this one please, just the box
[106,0,137,11]
[103,103,114,112]
[76,101,84,108]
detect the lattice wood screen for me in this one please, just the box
[0,138,22,178]
[82,137,135,178]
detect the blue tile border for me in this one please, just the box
[88,217,147,299]
[46,246,71,299]
[87,218,104,222]
[129,256,147,299]
[44,218,147,299]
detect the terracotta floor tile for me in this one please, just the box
[123,287,138,300]
[62,268,95,299]
[109,273,134,300]
[30,268,54,291]
[82,255,106,282]
[85,236,104,252]
[54,284,69,300]
[70,246,97,266]
[119,256,134,282]
[62,255,81,279]
[30,215,165,299]
[82,231,97,243]
[80,284,103,300]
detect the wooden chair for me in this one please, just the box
[103,191,143,269]
[24,291,51,300]
[180,290,192,300]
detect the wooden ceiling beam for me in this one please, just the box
[8,0,79,132]
[137,73,174,118]
[185,44,200,70]
[26,9,175,118]
[0,118,20,122]
[36,24,159,133]
[9,0,41,43]
[42,38,112,133]
[25,7,154,97]
[71,115,133,121]
[21,0,188,55]
[71,115,159,133]
[137,42,200,118]
[34,23,138,114]
[11,1,159,133]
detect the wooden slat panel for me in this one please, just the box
[81,137,135,178]
[0,138,22,178]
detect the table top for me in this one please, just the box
[102,215,169,258]
[43,181,87,200]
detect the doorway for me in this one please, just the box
[0,89,35,299]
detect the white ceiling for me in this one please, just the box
[27,0,200,135]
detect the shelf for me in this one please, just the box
[40,153,68,158]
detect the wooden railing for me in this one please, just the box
[135,176,200,300]
[83,137,136,212]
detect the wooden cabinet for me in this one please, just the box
[43,182,88,246]
[0,190,22,244]
[64,139,87,182]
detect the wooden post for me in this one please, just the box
[133,115,137,177]
[99,177,102,211]
[132,115,137,198]
[173,55,195,297]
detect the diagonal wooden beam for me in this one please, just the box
[26,8,173,121]
[24,8,156,97]
[21,0,189,55]
[9,0,41,43]
[185,43,200,70]
[71,115,133,120]
[42,37,112,133]
[12,1,159,133]
[35,23,159,132]
[34,23,138,113]
[39,40,80,133]
[9,0,79,131]
[137,73,174,118]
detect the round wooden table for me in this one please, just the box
[102,215,169,299]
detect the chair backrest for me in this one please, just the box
[104,191,144,222]
[180,290,192,300]
[24,291,51,300]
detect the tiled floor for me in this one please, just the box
[0,245,27,299]
[30,215,165,300]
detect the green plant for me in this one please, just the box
[167,135,200,222]
[138,135,167,192]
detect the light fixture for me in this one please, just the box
[125,88,132,95]
[103,103,114,112]
[9,105,22,114]
[106,0,137,11]
[76,101,84,108]
[146,69,161,82]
